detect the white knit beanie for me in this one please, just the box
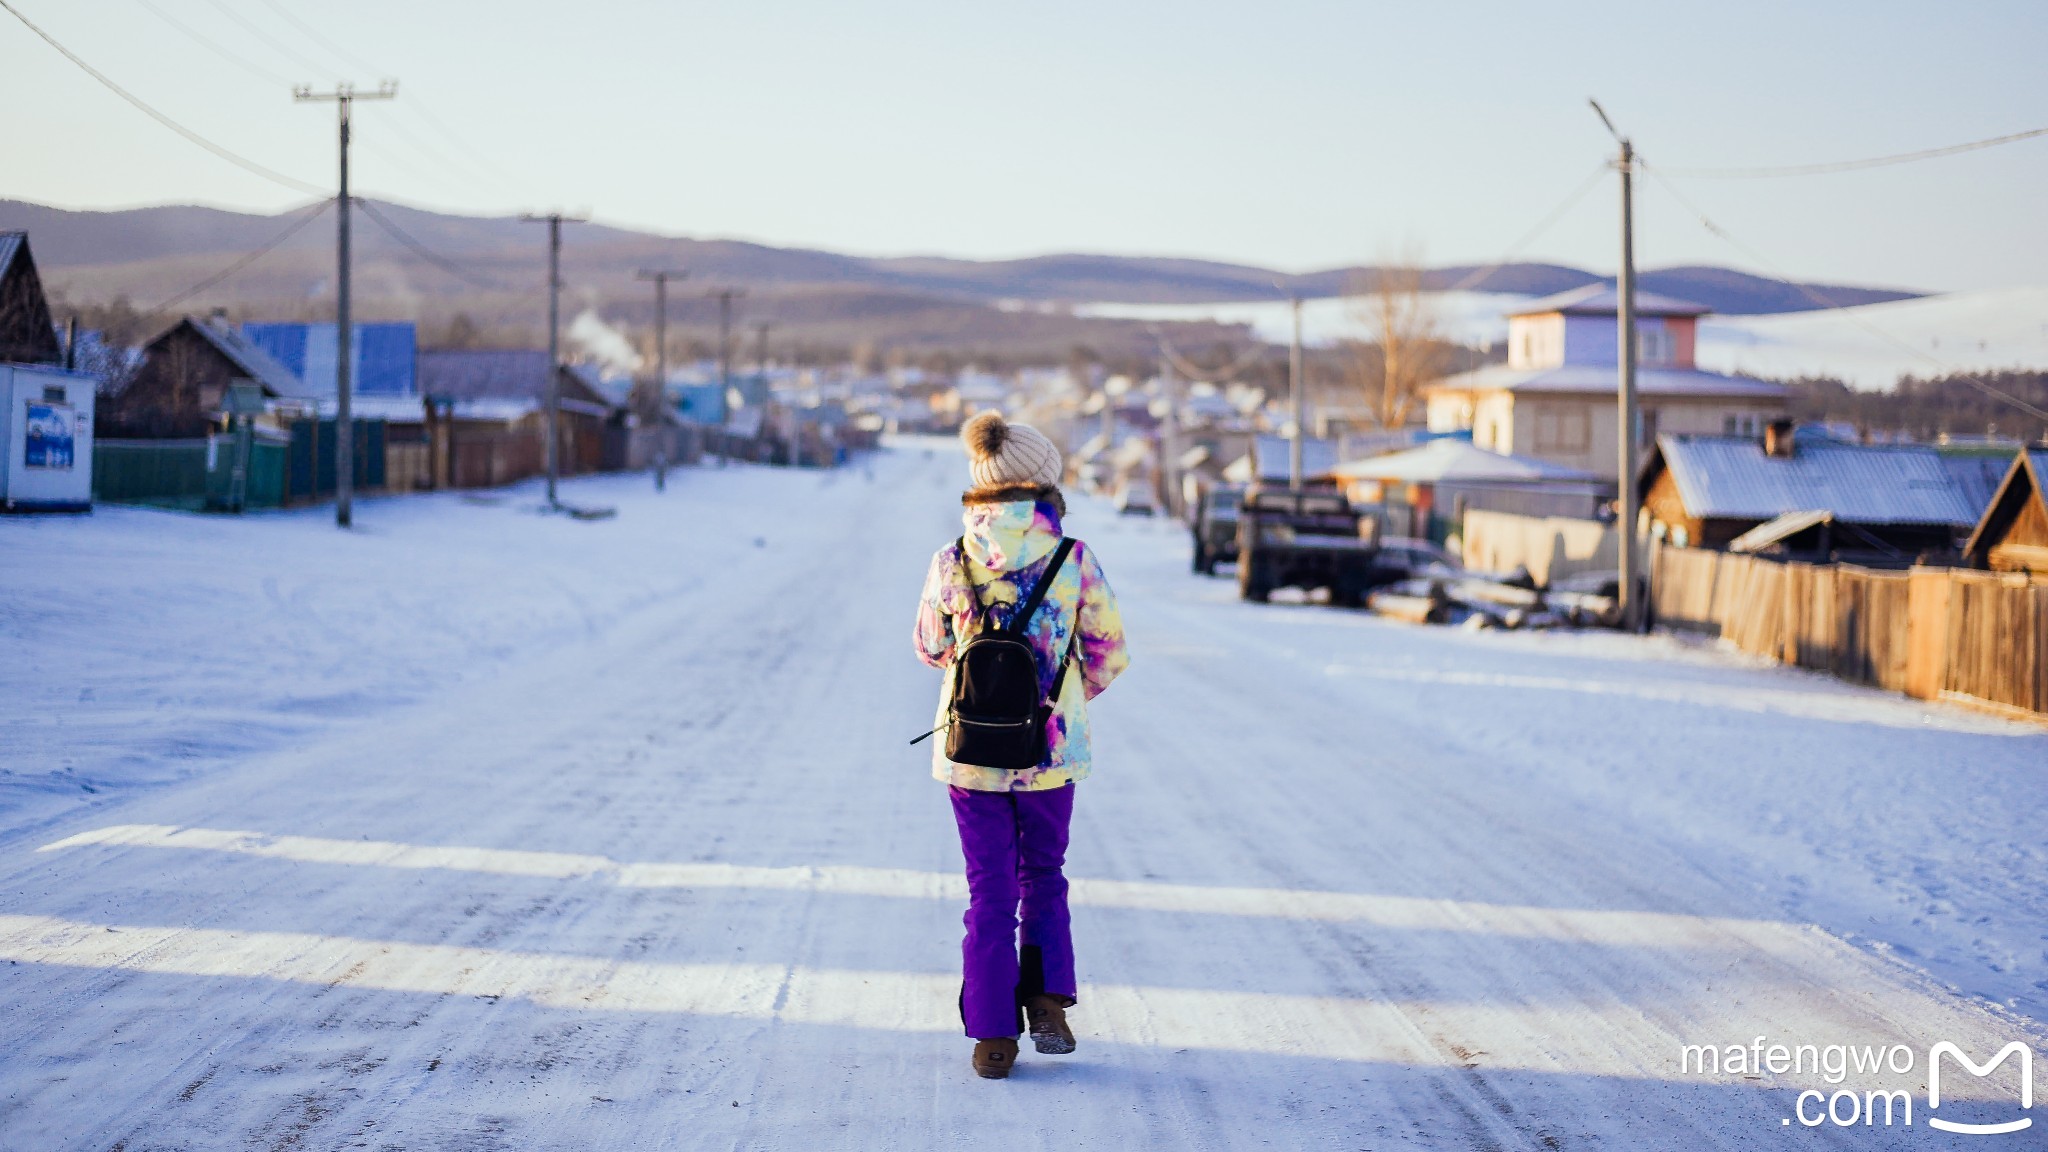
[961,411,1062,490]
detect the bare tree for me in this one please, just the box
[1345,254,1450,430]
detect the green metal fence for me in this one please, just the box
[93,440,210,509]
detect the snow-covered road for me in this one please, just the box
[2,441,2043,1149]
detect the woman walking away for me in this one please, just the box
[912,412,1129,1080]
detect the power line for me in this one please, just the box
[352,198,512,290]
[142,201,331,318]
[1642,161,2048,423]
[254,0,383,77]
[244,0,526,189]
[1442,161,1611,293]
[202,0,335,80]
[1657,125,2048,179]
[133,0,293,87]
[0,0,326,195]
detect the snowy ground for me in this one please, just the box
[2,440,2044,1149]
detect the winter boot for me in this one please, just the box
[972,1037,1019,1079]
[1023,995,1076,1055]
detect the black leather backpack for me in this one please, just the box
[912,538,1077,771]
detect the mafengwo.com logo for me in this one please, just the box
[1679,1037,2035,1133]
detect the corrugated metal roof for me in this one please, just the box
[1432,363,1789,399]
[1330,437,1598,484]
[0,232,23,279]
[419,350,552,401]
[418,350,617,411]
[1508,284,1713,319]
[1658,434,1979,526]
[184,319,309,398]
[1938,452,2022,520]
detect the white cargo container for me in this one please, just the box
[0,363,96,512]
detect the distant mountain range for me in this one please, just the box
[0,198,1924,357]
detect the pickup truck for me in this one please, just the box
[1234,485,1382,605]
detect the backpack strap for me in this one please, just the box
[1005,538,1075,635]
[1045,628,1081,707]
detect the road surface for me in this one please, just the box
[2,441,2043,1149]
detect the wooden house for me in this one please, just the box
[0,232,63,366]
[417,350,616,488]
[105,315,305,438]
[1962,450,2048,575]
[1639,423,1981,565]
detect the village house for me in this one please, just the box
[1426,286,1789,475]
[103,313,306,439]
[417,349,616,488]
[1638,423,1982,565]
[1962,449,2048,575]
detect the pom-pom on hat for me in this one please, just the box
[961,411,1062,491]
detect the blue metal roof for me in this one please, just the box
[243,322,417,396]
[1656,433,1980,526]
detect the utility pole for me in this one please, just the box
[295,81,396,530]
[637,269,686,490]
[707,288,745,465]
[1591,99,1641,631]
[1159,353,1181,518]
[1288,293,1305,492]
[521,212,586,507]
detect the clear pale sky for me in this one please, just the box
[4,0,2044,292]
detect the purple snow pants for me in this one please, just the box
[948,783,1076,1039]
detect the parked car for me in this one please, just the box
[1113,480,1157,516]
[1189,483,1244,574]
[1234,484,1382,605]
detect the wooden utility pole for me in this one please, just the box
[1288,293,1305,492]
[636,269,686,491]
[522,212,587,507]
[295,81,396,529]
[706,288,745,465]
[1591,99,1641,630]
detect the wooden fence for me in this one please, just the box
[1651,544,2048,720]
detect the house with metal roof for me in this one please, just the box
[103,315,311,438]
[1329,437,1610,522]
[416,349,620,487]
[1961,450,2048,575]
[1639,424,1981,565]
[1426,285,1789,476]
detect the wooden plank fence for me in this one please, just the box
[1650,543,2047,720]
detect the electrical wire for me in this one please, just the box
[142,201,331,318]
[351,198,514,290]
[201,0,335,81]
[1642,160,2048,422]
[246,0,526,188]
[1442,161,1611,293]
[1656,125,2048,179]
[253,0,382,77]
[0,0,327,195]
[133,0,293,87]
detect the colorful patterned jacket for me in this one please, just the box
[913,500,1130,791]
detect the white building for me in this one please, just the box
[1426,286,1789,476]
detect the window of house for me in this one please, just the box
[1535,409,1589,454]
[1637,328,1673,365]
[1724,414,1738,435]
